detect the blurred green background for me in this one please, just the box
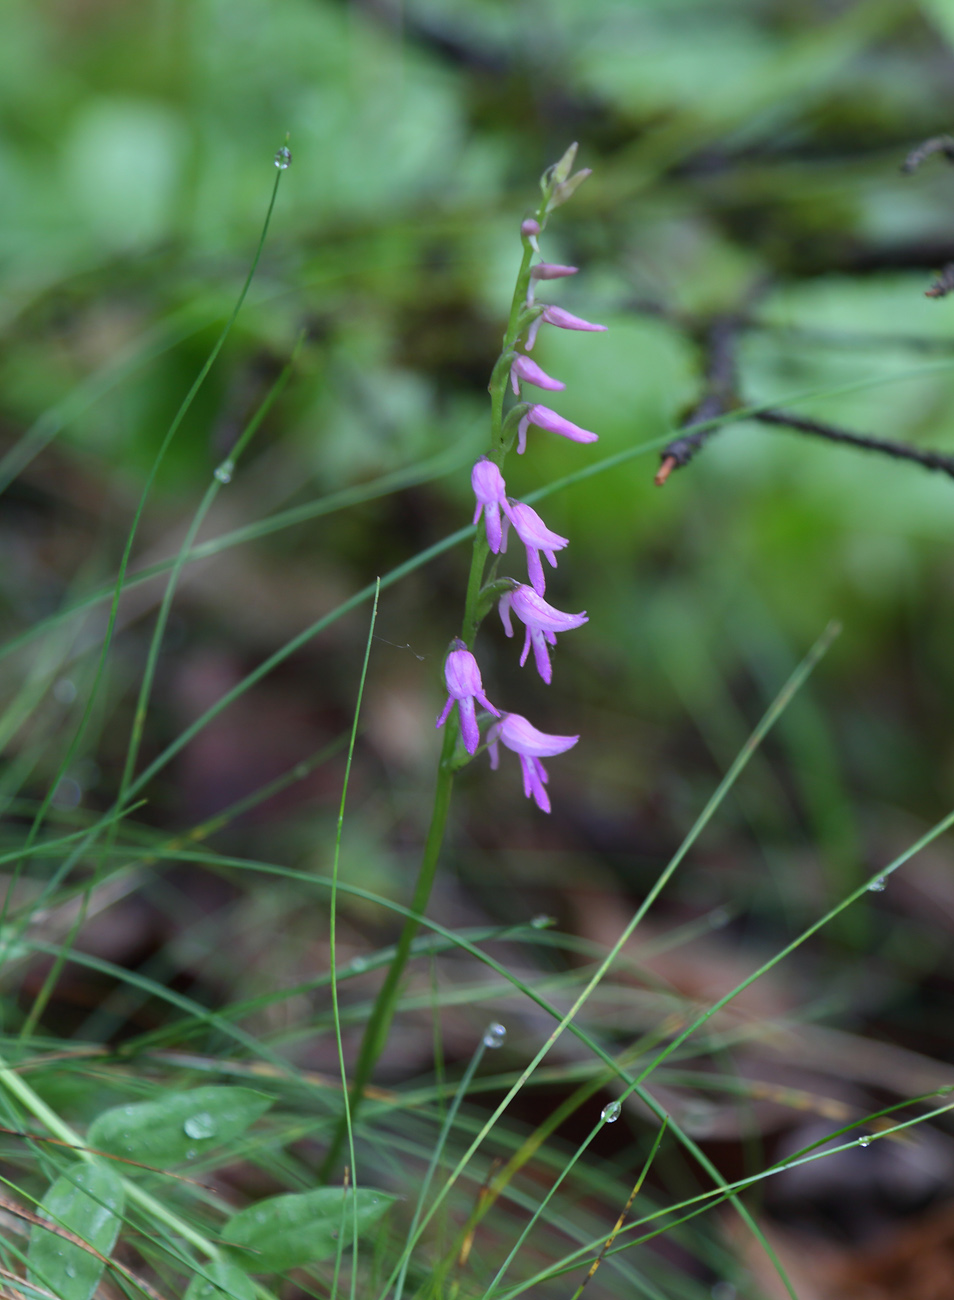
[6,0,954,1208]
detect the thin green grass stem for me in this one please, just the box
[14,159,286,1040]
[319,732,457,1182]
[391,1037,488,1300]
[568,1117,669,1300]
[478,1112,609,1300]
[369,625,840,1300]
[327,580,379,1299]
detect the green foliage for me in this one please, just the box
[184,1258,257,1300]
[86,1087,273,1167]
[27,1163,124,1300]
[1,1,954,1298]
[222,1187,396,1272]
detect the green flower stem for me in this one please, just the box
[320,191,552,1180]
[319,730,457,1182]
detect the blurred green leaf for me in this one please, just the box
[185,1258,256,1300]
[222,1187,395,1270]
[27,1163,124,1300]
[87,1087,272,1168]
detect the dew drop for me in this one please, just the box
[868,876,886,892]
[601,1101,621,1123]
[65,1263,77,1278]
[351,956,368,973]
[213,460,234,484]
[482,1022,506,1049]
[530,914,554,929]
[858,1135,872,1147]
[184,1112,217,1140]
[53,677,77,705]
[274,145,292,170]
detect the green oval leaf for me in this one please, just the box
[87,1086,272,1169]
[184,1257,256,1300]
[27,1163,124,1300]
[223,1187,395,1271]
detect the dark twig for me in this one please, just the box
[655,315,742,486]
[754,408,954,481]
[901,135,954,175]
[925,264,954,299]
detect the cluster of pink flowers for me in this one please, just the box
[436,203,606,814]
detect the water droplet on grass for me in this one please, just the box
[274,145,292,170]
[601,1101,621,1123]
[858,1135,872,1147]
[868,876,886,892]
[351,956,368,973]
[184,1112,217,1140]
[483,1022,506,1049]
[530,914,554,929]
[214,460,234,484]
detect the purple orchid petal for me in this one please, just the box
[524,404,598,446]
[525,314,544,351]
[541,305,607,333]
[517,411,531,455]
[457,696,480,755]
[507,501,568,595]
[436,643,499,755]
[502,585,587,683]
[498,590,514,638]
[471,457,508,552]
[530,263,579,280]
[510,355,565,396]
[520,755,551,812]
[486,713,579,814]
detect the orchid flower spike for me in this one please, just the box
[471,457,508,553]
[516,404,597,455]
[487,713,579,814]
[435,640,500,755]
[502,500,568,595]
[526,304,607,351]
[526,262,578,305]
[510,354,565,397]
[499,584,587,684]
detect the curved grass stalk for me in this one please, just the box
[10,155,289,1036]
[327,580,379,1299]
[392,1036,490,1300]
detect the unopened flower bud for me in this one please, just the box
[510,354,565,396]
[520,217,541,254]
[526,304,607,350]
[516,404,598,455]
[549,169,592,209]
[550,143,579,186]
